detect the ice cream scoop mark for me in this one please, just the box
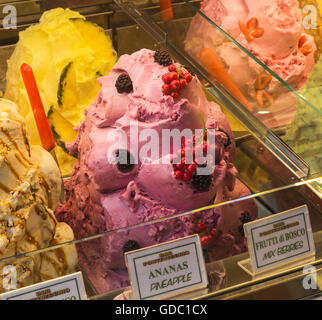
[239,18,264,41]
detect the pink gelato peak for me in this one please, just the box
[185,0,316,127]
[56,49,257,293]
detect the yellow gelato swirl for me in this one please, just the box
[5,8,117,175]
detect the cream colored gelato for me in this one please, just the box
[0,99,77,293]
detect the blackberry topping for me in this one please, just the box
[238,225,245,237]
[123,240,140,253]
[154,49,172,66]
[218,128,231,147]
[115,74,133,93]
[191,174,212,192]
[116,149,135,173]
[240,211,251,224]
[184,65,196,76]
[238,211,252,236]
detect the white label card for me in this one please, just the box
[0,272,87,300]
[125,234,208,300]
[244,205,315,274]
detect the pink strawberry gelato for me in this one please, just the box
[185,0,316,127]
[56,49,257,294]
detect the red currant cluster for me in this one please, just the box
[162,64,193,99]
[172,131,209,183]
[195,220,219,247]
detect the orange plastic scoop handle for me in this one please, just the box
[20,63,56,151]
[200,48,253,112]
[160,0,173,22]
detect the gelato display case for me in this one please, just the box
[0,0,320,300]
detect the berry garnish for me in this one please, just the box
[169,72,178,81]
[123,240,140,253]
[211,228,218,237]
[172,126,212,192]
[170,79,180,91]
[200,235,211,246]
[191,174,212,192]
[202,142,208,153]
[175,163,185,170]
[183,139,193,148]
[174,170,184,180]
[161,63,193,99]
[193,144,203,158]
[154,49,172,66]
[196,221,206,231]
[162,84,171,95]
[240,211,251,224]
[115,74,133,93]
[183,65,196,76]
[168,63,177,72]
[116,149,135,173]
[183,73,192,83]
[186,164,196,173]
[183,172,192,182]
[238,225,245,237]
[180,78,188,88]
[195,220,218,247]
[170,92,179,99]
[162,73,171,84]
[239,211,252,236]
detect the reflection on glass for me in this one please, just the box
[183,0,321,177]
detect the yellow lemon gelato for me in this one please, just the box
[5,8,117,175]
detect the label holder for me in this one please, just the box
[124,234,208,300]
[0,271,87,300]
[238,205,316,279]
[238,253,315,279]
